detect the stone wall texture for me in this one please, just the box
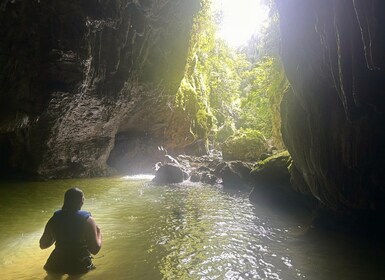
[0,0,199,178]
[278,0,385,213]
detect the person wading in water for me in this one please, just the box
[40,187,102,275]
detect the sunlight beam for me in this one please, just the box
[213,0,269,47]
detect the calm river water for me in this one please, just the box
[0,176,384,280]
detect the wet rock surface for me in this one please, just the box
[0,0,200,178]
[217,161,253,189]
[278,0,385,217]
[250,150,292,193]
[152,164,186,184]
[153,150,297,196]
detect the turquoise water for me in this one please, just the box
[0,176,383,280]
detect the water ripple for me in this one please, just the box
[0,178,383,280]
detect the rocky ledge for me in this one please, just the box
[152,149,312,206]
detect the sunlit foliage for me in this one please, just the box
[175,0,216,149]
[176,0,288,152]
[238,56,288,146]
[237,7,288,148]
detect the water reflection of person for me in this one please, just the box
[39,187,102,276]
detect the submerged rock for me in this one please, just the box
[216,161,253,189]
[201,173,218,185]
[189,171,201,182]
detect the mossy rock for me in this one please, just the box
[222,129,268,161]
[249,150,317,210]
[250,150,292,191]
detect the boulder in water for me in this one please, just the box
[249,150,316,209]
[152,164,185,184]
[216,161,253,188]
[250,150,292,192]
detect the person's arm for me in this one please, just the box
[85,216,102,255]
[39,219,55,249]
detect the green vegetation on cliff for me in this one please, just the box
[174,0,215,151]
[176,0,288,155]
[222,128,268,161]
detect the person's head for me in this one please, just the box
[62,187,84,211]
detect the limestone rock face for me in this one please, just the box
[0,0,199,178]
[278,0,385,213]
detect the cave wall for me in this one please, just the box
[277,0,385,213]
[0,0,200,178]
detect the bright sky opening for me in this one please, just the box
[213,0,269,47]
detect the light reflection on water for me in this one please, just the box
[120,174,155,181]
[0,177,384,280]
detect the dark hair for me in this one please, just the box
[62,187,84,211]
